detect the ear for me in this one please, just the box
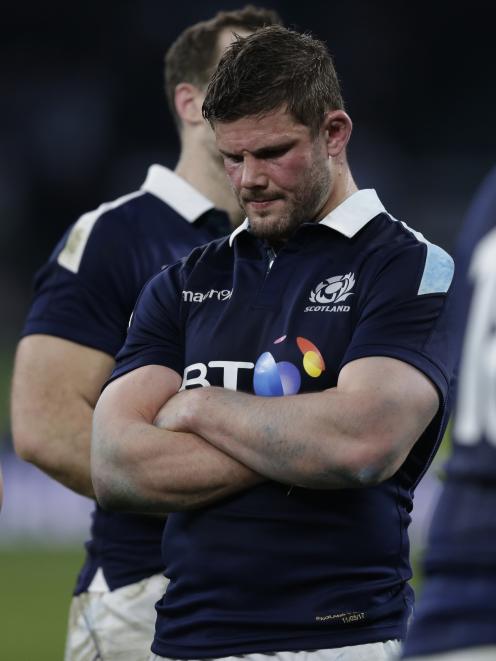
[174,83,204,127]
[322,110,353,157]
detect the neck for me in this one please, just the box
[318,158,358,221]
[175,135,244,227]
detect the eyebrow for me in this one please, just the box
[219,139,297,160]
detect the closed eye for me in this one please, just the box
[255,145,291,159]
[222,153,243,164]
[220,141,295,164]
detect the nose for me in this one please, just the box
[240,154,267,189]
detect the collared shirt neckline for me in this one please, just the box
[141,164,214,223]
[228,189,386,246]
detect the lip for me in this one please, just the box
[246,199,278,209]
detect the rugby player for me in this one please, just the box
[92,26,457,661]
[402,167,496,660]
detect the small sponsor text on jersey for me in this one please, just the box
[182,289,232,303]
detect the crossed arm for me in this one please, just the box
[11,335,261,507]
[91,364,264,513]
[92,354,439,512]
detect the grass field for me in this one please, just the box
[0,545,84,660]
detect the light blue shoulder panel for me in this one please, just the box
[418,242,454,295]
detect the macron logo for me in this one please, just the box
[182,289,232,303]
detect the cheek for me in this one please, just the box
[223,163,242,189]
[271,154,310,191]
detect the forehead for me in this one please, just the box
[214,107,311,153]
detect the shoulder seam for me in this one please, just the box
[386,214,454,295]
[57,190,146,274]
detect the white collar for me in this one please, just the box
[228,189,386,246]
[318,189,386,237]
[141,164,214,223]
[229,218,250,246]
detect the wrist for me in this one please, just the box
[183,386,210,434]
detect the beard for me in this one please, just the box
[241,150,331,242]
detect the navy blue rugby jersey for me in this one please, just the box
[22,164,231,593]
[112,189,456,658]
[403,166,496,658]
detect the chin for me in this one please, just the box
[249,217,296,241]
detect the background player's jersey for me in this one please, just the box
[111,190,456,658]
[22,164,231,592]
[446,167,496,482]
[402,166,496,657]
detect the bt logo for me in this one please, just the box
[181,335,325,395]
[253,335,325,396]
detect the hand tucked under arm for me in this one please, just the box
[91,364,264,514]
[158,356,440,489]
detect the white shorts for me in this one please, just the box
[150,640,401,661]
[64,569,169,661]
[404,647,496,661]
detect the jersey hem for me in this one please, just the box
[150,625,403,658]
[74,565,166,595]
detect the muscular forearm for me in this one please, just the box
[178,387,370,488]
[92,407,263,514]
[27,403,96,498]
[11,380,97,499]
[166,358,439,489]
[11,337,117,499]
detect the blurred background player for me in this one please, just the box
[10,6,282,661]
[402,167,496,660]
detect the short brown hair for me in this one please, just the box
[165,5,282,128]
[203,26,344,136]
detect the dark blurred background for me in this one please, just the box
[0,1,493,656]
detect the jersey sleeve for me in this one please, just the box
[109,263,185,383]
[22,205,143,357]
[342,239,456,403]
